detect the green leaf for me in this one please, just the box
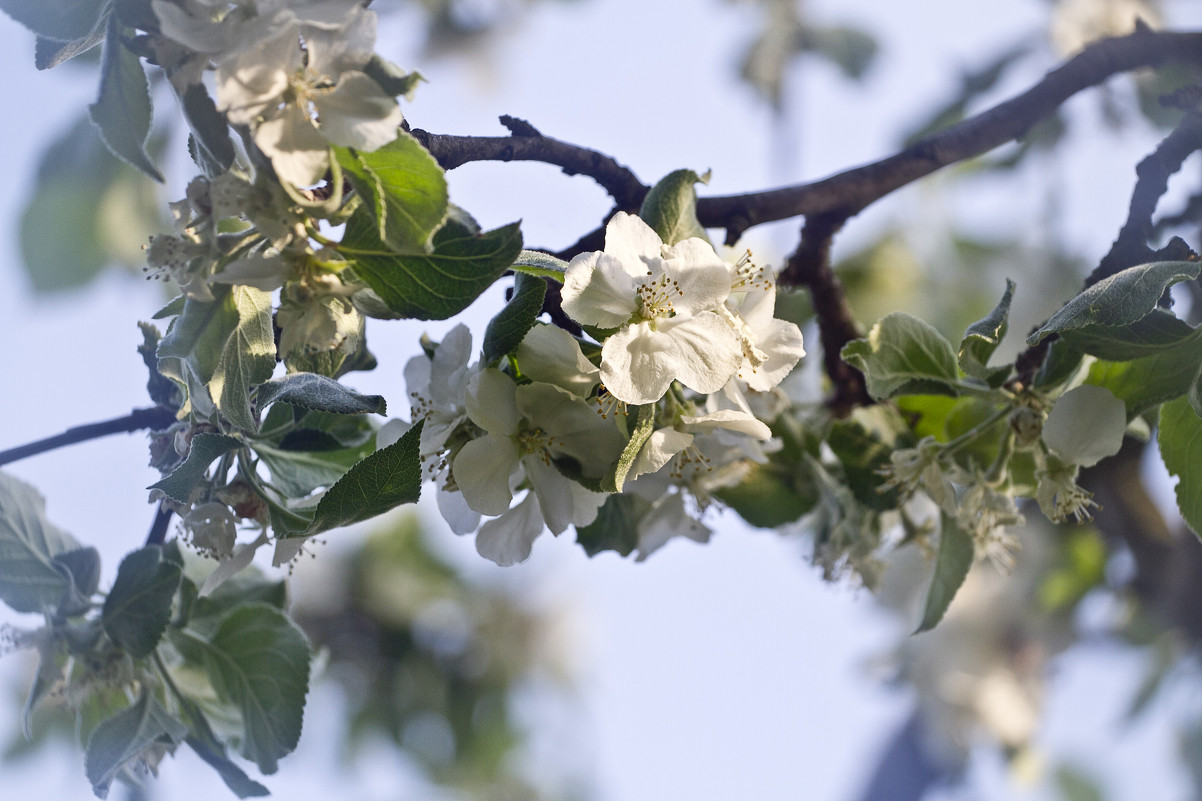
[53,546,101,599]
[22,633,69,738]
[827,406,909,510]
[841,313,961,399]
[0,471,80,613]
[345,211,522,320]
[20,115,163,293]
[85,690,188,799]
[575,494,646,557]
[602,404,657,493]
[251,440,373,498]
[158,287,276,430]
[211,286,276,431]
[639,168,710,246]
[0,0,106,41]
[1058,309,1199,361]
[334,133,448,253]
[915,513,974,633]
[89,18,163,182]
[301,419,424,535]
[53,546,102,614]
[172,603,310,774]
[958,278,1013,384]
[149,433,241,504]
[715,461,818,527]
[1027,260,1201,345]
[361,55,423,98]
[179,82,234,173]
[1157,396,1202,538]
[1086,339,1202,418]
[255,373,386,417]
[102,546,182,658]
[35,21,106,69]
[511,249,568,281]
[483,273,547,364]
[185,737,270,798]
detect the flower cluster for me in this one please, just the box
[390,214,805,565]
[152,0,404,186]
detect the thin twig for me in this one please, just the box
[0,406,177,468]
[146,502,174,547]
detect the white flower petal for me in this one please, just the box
[681,409,772,440]
[657,313,743,395]
[376,419,412,450]
[200,531,270,596]
[515,324,600,397]
[515,383,624,474]
[635,494,711,561]
[454,434,521,515]
[561,251,639,328]
[604,212,666,269]
[437,486,482,535]
[313,72,403,150]
[631,428,693,479]
[475,493,544,566]
[662,238,734,315]
[255,105,332,186]
[1044,384,1126,467]
[465,368,520,435]
[600,321,677,404]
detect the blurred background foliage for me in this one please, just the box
[8,0,1202,800]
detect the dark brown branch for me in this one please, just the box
[0,406,177,467]
[1013,111,1202,387]
[411,31,1202,249]
[782,212,869,415]
[1088,112,1202,286]
[411,121,648,212]
[697,29,1202,244]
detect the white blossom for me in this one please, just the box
[560,212,743,405]
[216,6,402,186]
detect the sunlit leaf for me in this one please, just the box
[334,132,448,253]
[345,211,522,320]
[639,168,710,246]
[842,313,961,399]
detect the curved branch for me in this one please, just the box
[412,30,1202,250]
[697,28,1202,242]
[411,118,648,211]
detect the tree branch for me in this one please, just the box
[0,406,177,467]
[411,31,1202,251]
[411,120,648,212]
[1088,111,1202,286]
[697,28,1202,243]
[781,211,869,414]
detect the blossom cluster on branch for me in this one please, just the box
[2,0,1202,797]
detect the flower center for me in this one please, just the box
[635,271,684,322]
